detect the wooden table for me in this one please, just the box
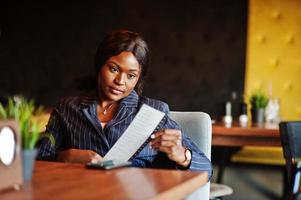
[212,122,281,184]
[0,161,208,200]
[212,122,280,147]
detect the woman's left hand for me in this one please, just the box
[150,129,190,167]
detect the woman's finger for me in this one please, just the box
[151,140,177,149]
[156,146,172,154]
[91,154,103,163]
[151,134,179,145]
[151,129,181,143]
[152,129,181,138]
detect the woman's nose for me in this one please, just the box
[114,73,126,85]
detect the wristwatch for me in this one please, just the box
[177,148,192,166]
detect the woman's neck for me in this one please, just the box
[97,92,116,108]
[98,100,115,109]
[96,98,119,125]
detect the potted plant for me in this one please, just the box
[249,90,269,124]
[0,96,53,181]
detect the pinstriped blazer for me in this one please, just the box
[37,90,212,178]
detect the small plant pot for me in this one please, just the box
[251,108,265,124]
[22,149,37,181]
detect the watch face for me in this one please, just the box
[0,126,16,166]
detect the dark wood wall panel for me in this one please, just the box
[0,0,247,119]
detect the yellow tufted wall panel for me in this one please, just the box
[245,0,301,120]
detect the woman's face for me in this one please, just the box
[97,51,141,102]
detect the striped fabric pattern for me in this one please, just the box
[37,90,212,178]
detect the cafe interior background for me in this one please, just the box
[1,0,301,199]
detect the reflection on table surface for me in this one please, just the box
[0,161,208,200]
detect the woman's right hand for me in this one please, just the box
[57,148,103,164]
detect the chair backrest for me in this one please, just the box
[279,121,301,199]
[280,122,301,161]
[169,112,212,160]
[169,111,212,200]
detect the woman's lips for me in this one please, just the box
[109,87,124,95]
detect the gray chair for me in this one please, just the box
[170,111,233,200]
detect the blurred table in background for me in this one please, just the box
[212,122,280,147]
[211,122,288,198]
[212,122,280,183]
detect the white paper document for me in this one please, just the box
[103,104,165,162]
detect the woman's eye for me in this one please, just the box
[127,74,136,80]
[110,67,118,73]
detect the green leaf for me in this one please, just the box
[21,119,30,149]
[0,103,7,119]
[29,122,39,149]
[8,98,15,118]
